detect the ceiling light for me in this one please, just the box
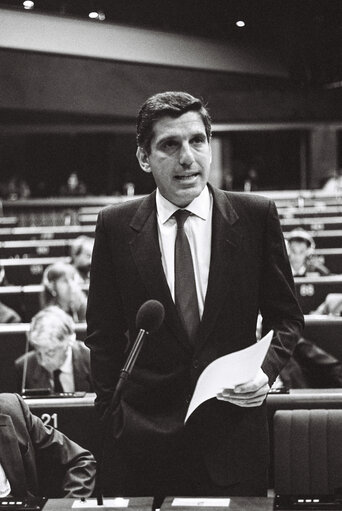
[236,20,246,28]
[23,0,34,9]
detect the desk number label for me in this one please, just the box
[41,412,58,429]
[299,284,315,296]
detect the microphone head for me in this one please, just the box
[136,299,165,333]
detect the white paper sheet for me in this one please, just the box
[172,498,231,507]
[72,498,129,508]
[185,330,273,422]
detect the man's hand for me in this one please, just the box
[216,368,270,407]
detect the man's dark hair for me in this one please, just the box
[136,91,212,153]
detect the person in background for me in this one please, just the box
[15,306,93,393]
[40,261,87,322]
[274,293,342,389]
[312,293,342,316]
[70,236,94,285]
[286,228,330,277]
[60,172,87,197]
[0,264,21,323]
[86,91,303,500]
[0,392,95,498]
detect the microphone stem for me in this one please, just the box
[123,329,147,374]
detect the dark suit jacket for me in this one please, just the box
[15,342,93,392]
[86,186,304,486]
[0,393,95,498]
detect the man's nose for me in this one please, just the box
[179,143,195,167]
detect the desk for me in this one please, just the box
[44,497,153,511]
[294,276,342,313]
[25,390,342,466]
[161,497,272,511]
[43,497,275,511]
[27,394,101,458]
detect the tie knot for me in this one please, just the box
[174,209,191,229]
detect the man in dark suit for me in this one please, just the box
[0,392,95,498]
[15,306,92,393]
[86,91,304,499]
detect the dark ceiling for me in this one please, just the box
[1,0,342,88]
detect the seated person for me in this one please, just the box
[286,229,330,277]
[273,294,342,389]
[0,264,21,323]
[278,337,342,389]
[70,236,94,285]
[40,261,87,322]
[312,293,342,316]
[60,172,87,197]
[0,392,95,498]
[15,306,93,393]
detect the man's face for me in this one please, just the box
[74,244,93,273]
[288,240,310,270]
[137,111,212,208]
[35,339,69,373]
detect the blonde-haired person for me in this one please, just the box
[40,261,87,321]
[15,306,93,393]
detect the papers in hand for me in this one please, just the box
[185,330,273,422]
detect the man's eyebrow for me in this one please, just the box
[155,130,206,145]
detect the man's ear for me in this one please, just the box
[136,147,151,173]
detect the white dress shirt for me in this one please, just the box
[156,185,213,319]
[0,463,10,497]
[50,345,75,392]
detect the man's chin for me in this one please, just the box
[171,185,205,207]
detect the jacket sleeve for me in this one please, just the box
[17,394,96,498]
[85,210,128,419]
[259,200,304,386]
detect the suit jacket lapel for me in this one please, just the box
[0,415,28,497]
[198,187,242,350]
[129,192,191,351]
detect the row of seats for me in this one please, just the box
[1,316,340,394]
[0,276,341,320]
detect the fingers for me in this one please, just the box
[216,382,270,407]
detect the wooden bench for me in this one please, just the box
[0,256,71,285]
[0,284,88,322]
[279,205,342,219]
[0,225,95,242]
[0,239,72,258]
[281,216,342,232]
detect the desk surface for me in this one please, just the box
[24,389,342,410]
[43,497,274,511]
[44,497,154,511]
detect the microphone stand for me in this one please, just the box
[96,328,148,506]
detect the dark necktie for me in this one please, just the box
[174,209,200,344]
[53,369,64,393]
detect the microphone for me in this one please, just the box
[96,299,164,505]
[121,299,165,376]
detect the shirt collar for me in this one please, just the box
[59,345,73,374]
[156,185,211,224]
